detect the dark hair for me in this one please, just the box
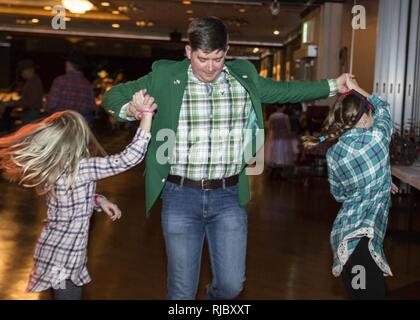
[187,17,228,52]
[66,52,87,71]
[302,92,372,149]
[17,59,35,71]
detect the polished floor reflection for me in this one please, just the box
[1,127,420,300]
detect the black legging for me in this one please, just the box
[52,280,83,300]
[341,237,386,300]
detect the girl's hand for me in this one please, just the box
[129,89,158,120]
[99,198,122,221]
[336,73,353,93]
[391,182,399,195]
[345,75,370,98]
[345,74,360,92]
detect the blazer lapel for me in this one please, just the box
[227,63,263,129]
[169,60,189,129]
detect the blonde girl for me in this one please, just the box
[0,90,156,300]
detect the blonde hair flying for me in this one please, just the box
[0,110,106,194]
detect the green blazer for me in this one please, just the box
[102,59,330,216]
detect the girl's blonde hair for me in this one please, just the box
[302,92,372,149]
[0,110,106,194]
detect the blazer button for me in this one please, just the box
[162,178,165,183]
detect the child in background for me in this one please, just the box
[265,104,296,179]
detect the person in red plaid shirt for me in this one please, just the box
[46,53,96,124]
[0,90,156,299]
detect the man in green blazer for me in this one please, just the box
[103,17,349,299]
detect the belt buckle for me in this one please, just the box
[201,179,211,191]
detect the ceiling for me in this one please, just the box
[0,0,345,46]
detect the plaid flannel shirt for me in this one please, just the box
[168,69,339,181]
[118,71,339,182]
[169,65,253,180]
[46,71,96,118]
[326,95,393,277]
[27,128,150,292]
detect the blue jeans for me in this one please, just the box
[161,181,248,300]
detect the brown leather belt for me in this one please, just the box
[166,174,239,190]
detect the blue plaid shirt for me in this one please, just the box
[326,95,393,277]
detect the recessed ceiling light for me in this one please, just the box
[44,6,52,11]
[62,0,93,14]
[31,18,39,23]
[112,23,120,28]
[101,2,110,6]
[64,17,71,21]
[136,21,146,27]
[186,9,193,14]
[273,30,280,35]
[6,35,13,40]
[16,19,27,24]
[239,8,246,13]
[182,0,192,4]
[112,10,120,15]
[147,21,155,27]
[252,47,259,53]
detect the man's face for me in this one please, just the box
[21,68,33,80]
[185,45,228,83]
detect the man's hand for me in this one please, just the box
[345,74,370,98]
[345,74,360,91]
[336,73,354,93]
[128,89,158,120]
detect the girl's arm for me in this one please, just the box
[327,158,347,203]
[93,194,122,221]
[78,90,155,182]
[368,95,392,142]
[78,127,151,182]
[346,75,392,142]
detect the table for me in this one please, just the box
[392,164,420,190]
[391,164,420,232]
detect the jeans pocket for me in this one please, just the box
[224,183,239,195]
[163,181,181,194]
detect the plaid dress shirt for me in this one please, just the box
[118,66,339,182]
[326,95,393,277]
[27,128,150,292]
[169,65,252,180]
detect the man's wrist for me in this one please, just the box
[328,79,339,97]
[119,102,136,121]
